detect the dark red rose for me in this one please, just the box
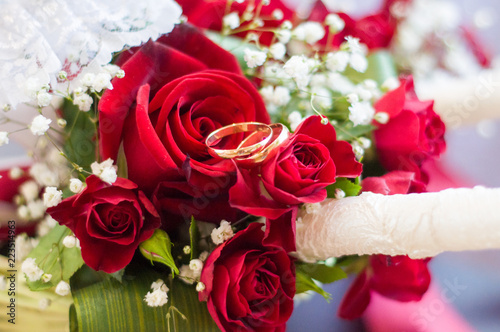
[177,0,295,46]
[308,1,396,50]
[229,115,362,219]
[199,223,295,332]
[99,24,270,226]
[46,175,161,273]
[373,76,446,182]
[338,171,431,319]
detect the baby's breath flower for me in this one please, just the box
[73,93,93,112]
[144,288,168,307]
[21,258,44,282]
[183,245,191,255]
[30,115,51,136]
[349,101,375,127]
[325,13,345,32]
[81,73,95,88]
[69,178,84,193]
[9,167,23,179]
[223,12,240,30]
[269,43,286,60]
[43,187,62,208]
[349,53,368,73]
[41,273,52,283]
[37,91,52,107]
[91,159,117,184]
[272,9,284,20]
[93,73,113,92]
[55,280,71,296]
[62,236,77,248]
[27,199,45,220]
[20,181,39,202]
[325,51,349,72]
[244,48,267,68]
[288,111,302,132]
[374,112,390,124]
[276,29,292,44]
[335,188,346,199]
[293,22,325,45]
[211,220,234,245]
[57,118,67,128]
[196,282,206,292]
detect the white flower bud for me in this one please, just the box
[335,188,346,199]
[69,178,84,193]
[325,14,345,32]
[93,73,113,92]
[223,12,240,30]
[58,71,68,81]
[116,69,125,79]
[183,245,191,255]
[374,112,390,124]
[325,51,350,72]
[81,73,95,87]
[196,282,206,292]
[272,9,284,20]
[20,181,39,202]
[42,273,52,283]
[30,115,52,136]
[211,220,234,245]
[293,22,325,45]
[144,288,168,307]
[189,259,204,273]
[62,236,77,248]
[269,43,286,60]
[55,280,71,296]
[276,29,292,44]
[57,118,67,128]
[9,167,23,179]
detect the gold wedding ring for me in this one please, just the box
[235,123,290,166]
[205,122,273,159]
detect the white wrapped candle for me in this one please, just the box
[295,186,500,262]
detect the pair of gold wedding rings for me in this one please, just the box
[205,122,290,165]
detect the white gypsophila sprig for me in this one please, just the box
[293,22,325,45]
[20,180,39,202]
[244,48,267,68]
[30,115,52,136]
[73,93,93,112]
[325,13,345,32]
[325,51,350,72]
[288,111,303,132]
[283,55,318,90]
[91,158,117,184]
[223,12,240,30]
[43,187,62,208]
[62,236,77,248]
[144,279,169,307]
[269,43,286,60]
[21,258,44,282]
[348,101,375,127]
[211,220,234,245]
[36,90,52,107]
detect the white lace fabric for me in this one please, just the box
[0,0,182,108]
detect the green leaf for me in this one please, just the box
[189,217,200,261]
[205,31,255,70]
[25,224,84,291]
[139,229,179,276]
[295,269,331,301]
[296,263,347,284]
[344,51,398,85]
[70,270,220,332]
[326,178,362,198]
[62,99,97,172]
[335,123,376,141]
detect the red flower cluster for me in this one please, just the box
[374,76,446,183]
[338,171,431,319]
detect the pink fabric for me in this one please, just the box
[364,282,475,332]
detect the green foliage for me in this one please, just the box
[25,224,84,291]
[139,229,179,276]
[70,271,219,332]
[295,262,348,302]
[326,177,362,198]
[335,122,376,141]
[62,98,97,172]
[189,217,200,261]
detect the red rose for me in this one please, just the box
[373,76,446,182]
[46,175,161,273]
[199,223,295,332]
[99,24,270,226]
[229,115,362,219]
[338,171,431,319]
[177,0,295,46]
[308,1,396,50]
[99,24,242,163]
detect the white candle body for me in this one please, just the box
[295,187,500,261]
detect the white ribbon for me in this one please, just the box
[295,186,500,261]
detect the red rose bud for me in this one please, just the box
[139,229,179,275]
[47,175,161,273]
[374,76,446,182]
[199,223,295,332]
[229,115,362,219]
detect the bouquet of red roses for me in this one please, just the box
[0,0,492,331]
